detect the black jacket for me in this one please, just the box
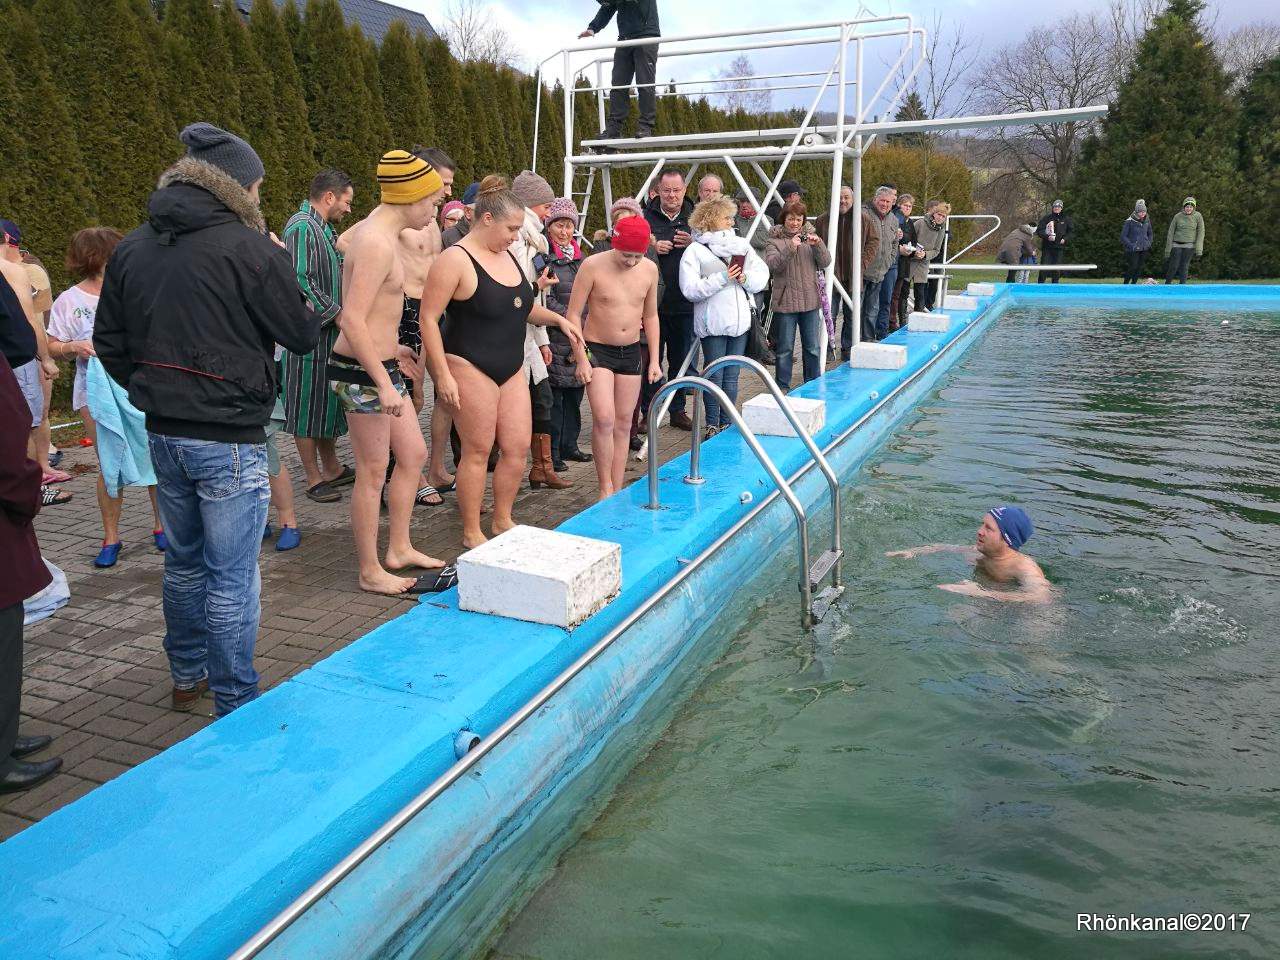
[95,158,320,443]
[645,195,695,316]
[588,0,660,40]
[0,274,36,368]
[543,246,584,390]
[1035,210,1072,249]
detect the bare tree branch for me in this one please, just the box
[442,0,520,69]
[1217,20,1280,87]
[713,54,772,114]
[891,12,980,121]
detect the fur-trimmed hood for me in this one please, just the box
[150,157,266,237]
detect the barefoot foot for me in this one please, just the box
[359,569,417,595]
[385,547,447,571]
[491,516,516,537]
[461,530,488,551]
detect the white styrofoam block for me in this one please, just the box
[907,311,951,333]
[742,394,826,437]
[850,342,907,370]
[944,294,978,311]
[966,282,996,296]
[457,525,621,629]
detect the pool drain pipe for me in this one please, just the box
[454,730,482,759]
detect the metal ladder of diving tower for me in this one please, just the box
[644,357,843,630]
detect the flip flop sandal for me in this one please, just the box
[41,485,73,506]
[305,481,341,504]
[415,484,444,507]
[431,480,457,495]
[408,565,459,595]
[42,469,73,484]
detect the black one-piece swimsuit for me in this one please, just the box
[441,248,534,384]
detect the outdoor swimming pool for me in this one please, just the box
[490,303,1280,959]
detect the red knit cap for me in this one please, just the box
[612,215,651,254]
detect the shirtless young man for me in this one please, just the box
[567,215,662,500]
[329,150,450,595]
[887,505,1053,603]
[396,147,455,506]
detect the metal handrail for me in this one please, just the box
[644,376,814,629]
[700,355,843,590]
[935,214,1000,310]
[635,338,701,463]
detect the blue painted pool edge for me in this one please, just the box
[2,284,1276,960]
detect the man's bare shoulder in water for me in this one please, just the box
[887,506,1053,603]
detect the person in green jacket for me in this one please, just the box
[1164,196,1204,284]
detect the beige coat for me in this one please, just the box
[763,225,832,313]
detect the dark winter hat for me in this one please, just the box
[1051,199,1063,209]
[778,179,804,199]
[512,170,555,209]
[180,122,265,189]
[0,219,19,245]
[461,182,480,206]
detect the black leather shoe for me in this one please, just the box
[563,450,593,463]
[0,757,63,794]
[10,734,53,759]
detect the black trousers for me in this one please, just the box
[530,378,553,436]
[1,603,23,772]
[608,43,659,133]
[550,385,584,461]
[1037,246,1065,283]
[1123,250,1149,284]
[1165,246,1194,284]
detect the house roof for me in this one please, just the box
[235,0,438,44]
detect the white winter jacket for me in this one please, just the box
[511,207,550,385]
[679,230,769,339]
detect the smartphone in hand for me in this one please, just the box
[729,253,746,272]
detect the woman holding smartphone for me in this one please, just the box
[764,200,831,389]
[678,197,769,437]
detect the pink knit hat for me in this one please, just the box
[545,197,579,227]
[610,196,644,220]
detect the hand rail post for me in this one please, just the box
[644,376,812,628]
[702,355,842,589]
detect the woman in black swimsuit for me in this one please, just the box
[419,176,585,549]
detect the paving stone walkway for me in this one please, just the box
[3,371,795,840]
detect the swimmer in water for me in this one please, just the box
[887,505,1053,603]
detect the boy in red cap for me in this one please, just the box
[567,214,662,500]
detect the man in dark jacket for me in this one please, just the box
[1120,199,1153,284]
[579,0,661,140]
[1,282,62,794]
[95,123,321,718]
[644,168,696,430]
[1035,199,1072,284]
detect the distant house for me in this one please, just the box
[233,0,439,44]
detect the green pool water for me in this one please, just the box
[490,305,1280,960]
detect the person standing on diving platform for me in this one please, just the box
[579,0,661,142]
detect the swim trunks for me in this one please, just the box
[327,351,408,415]
[587,341,643,376]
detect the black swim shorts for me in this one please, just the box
[587,341,643,376]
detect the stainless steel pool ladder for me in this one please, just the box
[645,360,844,628]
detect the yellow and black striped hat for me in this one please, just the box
[377,150,444,205]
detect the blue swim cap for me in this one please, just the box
[989,505,1033,550]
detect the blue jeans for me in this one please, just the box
[876,264,897,337]
[860,278,883,342]
[699,332,748,428]
[148,434,270,717]
[771,310,822,390]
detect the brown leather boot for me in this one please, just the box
[529,434,572,489]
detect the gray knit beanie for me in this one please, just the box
[180,122,265,189]
[610,196,644,220]
[512,170,555,209]
[1134,199,1147,215]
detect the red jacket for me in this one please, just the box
[0,353,50,608]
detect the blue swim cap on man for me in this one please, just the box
[989,506,1033,550]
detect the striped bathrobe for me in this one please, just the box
[281,200,347,439]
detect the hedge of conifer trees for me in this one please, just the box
[0,0,977,294]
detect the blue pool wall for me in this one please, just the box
[1,284,1276,960]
